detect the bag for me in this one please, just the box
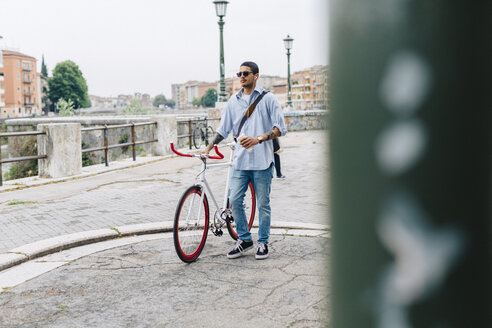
[234,91,269,141]
[272,138,281,153]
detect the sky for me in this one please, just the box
[0,0,329,98]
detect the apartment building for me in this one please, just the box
[272,79,288,108]
[134,92,152,108]
[257,75,283,92]
[89,95,117,109]
[0,52,4,111]
[117,94,132,107]
[89,94,140,109]
[0,50,41,118]
[172,81,219,108]
[171,84,182,109]
[171,67,328,110]
[197,82,217,102]
[171,81,191,108]
[224,77,237,99]
[183,81,200,107]
[290,65,328,110]
[223,75,283,100]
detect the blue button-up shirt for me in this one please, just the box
[217,87,287,170]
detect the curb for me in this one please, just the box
[0,221,329,272]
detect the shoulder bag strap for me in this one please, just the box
[234,91,269,140]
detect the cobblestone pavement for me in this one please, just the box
[0,234,330,328]
[0,130,329,253]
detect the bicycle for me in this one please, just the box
[192,119,214,149]
[170,141,256,263]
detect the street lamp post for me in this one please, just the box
[213,0,229,102]
[283,35,294,108]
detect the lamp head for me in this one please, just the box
[283,34,294,50]
[213,0,229,17]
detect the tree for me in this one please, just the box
[153,94,167,107]
[41,55,48,78]
[201,88,217,107]
[166,99,176,108]
[48,60,89,108]
[192,97,201,107]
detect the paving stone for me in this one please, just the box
[0,235,330,327]
[0,130,330,255]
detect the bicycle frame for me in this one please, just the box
[170,142,235,231]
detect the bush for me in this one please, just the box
[57,98,75,116]
[1,124,7,144]
[122,99,145,115]
[4,137,38,180]
[81,141,95,167]
[119,134,129,153]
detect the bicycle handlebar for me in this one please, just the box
[170,142,192,157]
[169,142,224,160]
[212,145,224,159]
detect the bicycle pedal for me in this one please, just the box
[213,229,223,237]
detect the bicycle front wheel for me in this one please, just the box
[192,126,203,149]
[174,185,210,263]
[226,182,256,240]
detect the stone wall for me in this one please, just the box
[284,110,328,131]
[4,109,327,169]
[6,116,163,165]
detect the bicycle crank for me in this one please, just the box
[211,211,224,236]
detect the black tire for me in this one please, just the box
[192,125,204,149]
[205,126,214,146]
[173,185,209,263]
[226,182,256,240]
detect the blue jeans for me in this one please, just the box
[229,164,274,244]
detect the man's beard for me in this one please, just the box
[242,81,254,89]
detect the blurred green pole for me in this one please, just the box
[330,1,491,327]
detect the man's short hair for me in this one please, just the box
[240,61,259,75]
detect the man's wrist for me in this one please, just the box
[257,135,265,144]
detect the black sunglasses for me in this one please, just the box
[236,71,254,77]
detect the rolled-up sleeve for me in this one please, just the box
[216,102,233,139]
[268,95,287,136]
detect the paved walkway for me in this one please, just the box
[0,231,330,327]
[0,130,331,327]
[0,130,330,253]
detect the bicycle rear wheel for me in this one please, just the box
[205,126,214,146]
[226,182,256,240]
[192,126,203,149]
[174,185,209,263]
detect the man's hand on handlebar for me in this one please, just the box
[199,132,224,154]
[198,145,212,155]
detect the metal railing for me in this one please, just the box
[0,130,47,186]
[176,116,219,149]
[81,122,158,167]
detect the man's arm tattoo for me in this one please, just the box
[212,133,224,145]
[266,127,280,141]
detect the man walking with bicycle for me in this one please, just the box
[202,61,287,259]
